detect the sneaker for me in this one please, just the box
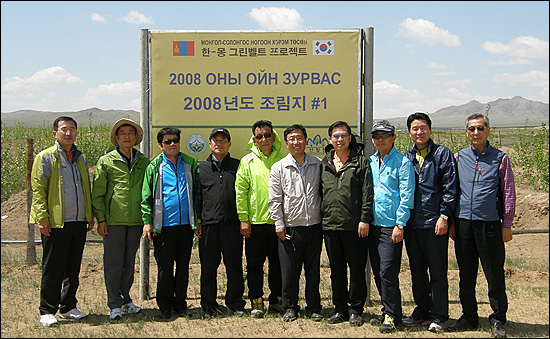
[232,309,246,317]
[446,315,478,332]
[250,297,265,318]
[283,309,297,322]
[109,308,122,320]
[370,314,384,325]
[402,315,431,326]
[59,308,87,320]
[428,319,445,333]
[379,314,397,333]
[491,321,506,338]
[40,314,58,327]
[122,302,142,314]
[311,312,324,322]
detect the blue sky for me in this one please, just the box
[1,1,548,118]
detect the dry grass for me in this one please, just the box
[1,235,548,338]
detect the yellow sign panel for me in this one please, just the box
[149,30,361,160]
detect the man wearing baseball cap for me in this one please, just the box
[92,118,150,320]
[196,128,246,318]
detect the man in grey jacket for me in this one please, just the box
[268,124,323,323]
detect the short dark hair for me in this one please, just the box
[157,127,181,144]
[252,120,273,135]
[53,116,77,131]
[465,113,490,128]
[406,112,432,131]
[284,124,307,141]
[328,121,351,137]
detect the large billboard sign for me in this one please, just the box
[149,30,363,160]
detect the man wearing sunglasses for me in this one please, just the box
[235,120,285,318]
[320,121,374,327]
[368,120,415,333]
[447,114,516,339]
[401,113,458,333]
[141,127,200,320]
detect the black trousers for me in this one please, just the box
[369,225,403,322]
[152,225,194,312]
[454,218,508,325]
[244,223,281,304]
[324,229,369,316]
[39,221,87,315]
[404,228,449,321]
[199,222,245,312]
[278,224,323,314]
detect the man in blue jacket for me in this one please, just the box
[402,112,457,332]
[368,120,414,333]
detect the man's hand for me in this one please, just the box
[449,223,455,241]
[435,217,448,236]
[392,226,404,244]
[502,226,513,243]
[358,222,369,238]
[240,221,251,238]
[97,222,108,238]
[38,221,51,236]
[194,223,202,239]
[143,224,154,242]
[276,225,286,241]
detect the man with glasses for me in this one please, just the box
[368,120,415,333]
[235,120,285,318]
[320,121,374,327]
[141,127,200,320]
[196,128,246,318]
[268,124,324,323]
[401,113,458,332]
[447,114,516,338]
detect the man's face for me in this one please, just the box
[285,129,307,158]
[409,119,431,149]
[329,126,351,152]
[159,134,180,157]
[372,131,396,154]
[466,117,490,149]
[253,125,275,155]
[209,133,231,158]
[116,125,137,149]
[53,120,77,150]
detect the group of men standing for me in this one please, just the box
[30,113,515,338]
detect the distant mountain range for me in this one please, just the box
[1,96,548,129]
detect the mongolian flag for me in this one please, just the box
[173,41,195,56]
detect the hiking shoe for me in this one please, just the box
[327,312,348,324]
[40,314,58,327]
[428,319,445,333]
[122,302,142,314]
[250,297,265,318]
[379,314,397,333]
[350,313,363,326]
[283,309,297,322]
[59,308,87,320]
[311,312,324,322]
[370,314,384,325]
[109,308,122,320]
[446,315,478,332]
[402,315,431,326]
[268,296,284,315]
[492,321,506,338]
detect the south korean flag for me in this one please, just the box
[313,40,335,55]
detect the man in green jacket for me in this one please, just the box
[30,116,94,327]
[92,119,150,320]
[235,120,285,318]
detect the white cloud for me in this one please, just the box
[120,11,154,25]
[493,70,549,87]
[87,81,140,96]
[434,71,457,76]
[426,61,447,69]
[247,7,304,30]
[1,66,82,92]
[486,58,532,66]
[397,18,461,47]
[91,12,106,23]
[482,36,549,59]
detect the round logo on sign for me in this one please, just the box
[186,134,207,155]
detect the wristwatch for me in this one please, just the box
[440,214,449,221]
[396,224,404,230]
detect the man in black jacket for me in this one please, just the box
[196,128,246,318]
[402,112,458,332]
